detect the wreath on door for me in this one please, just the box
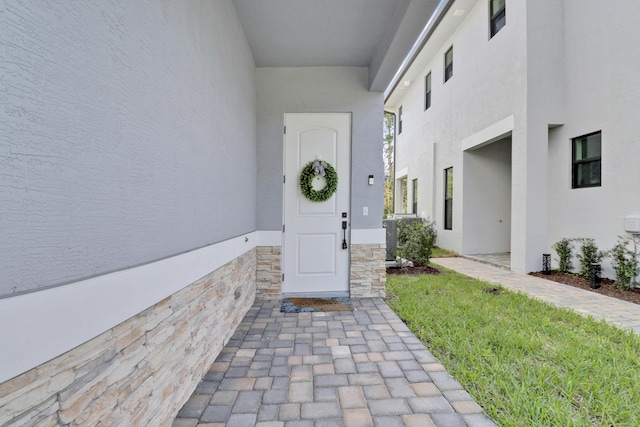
[299,159,338,202]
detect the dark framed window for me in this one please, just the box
[444,168,453,230]
[490,0,506,37]
[425,73,432,110]
[444,47,453,82]
[412,179,418,214]
[398,105,403,134]
[572,131,601,188]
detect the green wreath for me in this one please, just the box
[299,159,338,202]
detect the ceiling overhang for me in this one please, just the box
[232,0,443,93]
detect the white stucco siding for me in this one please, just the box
[391,1,527,254]
[547,0,640,276]
[0,1,257,296]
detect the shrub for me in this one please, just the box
[552,238,574,273]
[608,237,638,290]
[576,238,606,279]
[397,218,437,267]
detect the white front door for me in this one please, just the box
[283,113,351,296]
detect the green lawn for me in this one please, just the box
[386,268,640,427]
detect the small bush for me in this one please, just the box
[576,238,606,279]
[552,238,574,273]
[609,237,638,290]
[397,218,437,266]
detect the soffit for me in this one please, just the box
[233,0,442,92]
[384,0,478,106]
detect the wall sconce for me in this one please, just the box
[368,175,374,185]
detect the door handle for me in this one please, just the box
[342,221,348,249]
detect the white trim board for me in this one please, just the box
[351,228,386,245]
[462,114,514,151]
[0,231,276,384]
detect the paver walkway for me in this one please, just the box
[173,298,497,427]
[433,257,640,334]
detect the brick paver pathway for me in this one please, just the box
[173,299,497,427]
[433,257,640,335]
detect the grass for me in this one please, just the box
[386,268,640,427]
[430,246,458,258]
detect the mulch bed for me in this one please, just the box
[530,271,640,305]
[386,265,440,276]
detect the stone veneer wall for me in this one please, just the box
[256,246,282,300]
[350,244,387,298]
[0,250,256,427]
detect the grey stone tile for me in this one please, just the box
[314,386,338,402]
[272,377,290,389]
[270,365,293,377]
[407,396,455,413]
[314,374,349,387]
[264,389,289,404]
[347,373,384,386]
[384,378,415,398]
[368,398,411,416]
[334,358,357,374]
[397,360,422,371]
[377,361,403,378]
[257,404,279,422]
[355,362,377,373]
[226,367,250,378]
[227,413,258,427]
[301,401,341,419]
[372,416,404,427]
[232,390,263,413]
[279,403,301,421]
[404,369,431,383]
[429,372,464,391]
[315,418,344,427]
[201,405,232,423]
[430,413,467,427]
[194,381,219,394]
[363,384,390,400]
[462,414,500,427]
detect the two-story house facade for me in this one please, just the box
[386,0,640,276]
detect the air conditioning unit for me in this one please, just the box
[625,214,640,233]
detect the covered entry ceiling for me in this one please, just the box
[232,0,443,92]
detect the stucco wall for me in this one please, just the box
[462,138,512,254]
[390,1,527,255]
[255,67,384,232]
[547,0,640,276]
[0,0,256,296]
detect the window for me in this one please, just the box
[572,131,601,188]
[444,47,453,82]
[398,106,403,134]
[400,177,408,213]
[490,0,506,37]
[425,73,432,110]
[412,179,418,214]
[444,168,453,230]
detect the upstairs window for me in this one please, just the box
[398,105,403,134]
[425,73,432,110]
[490,0,506,37]
[572,131,601,188]
[444,47,453,82]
